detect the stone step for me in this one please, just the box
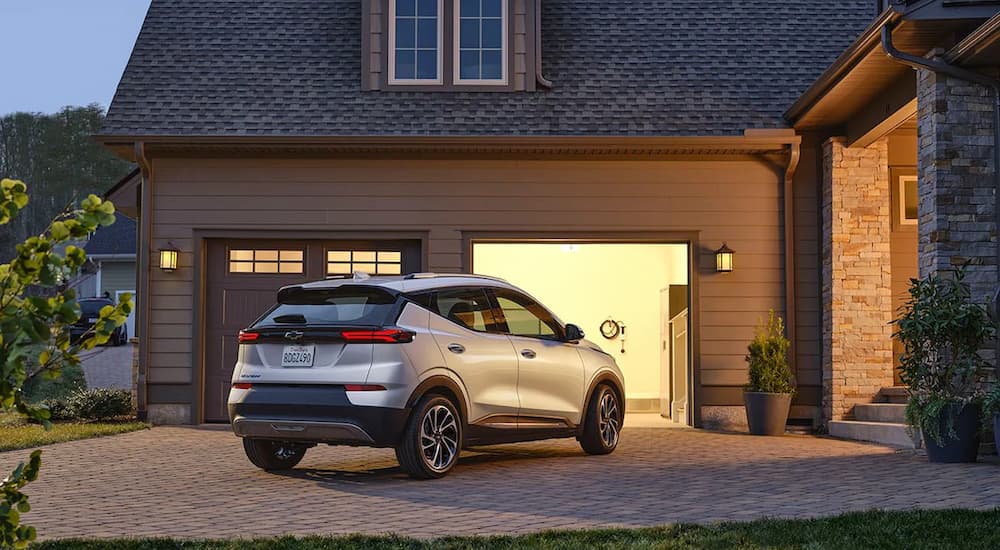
[876,386,908,404]
[854,403,907,424]
[828,420,921,449]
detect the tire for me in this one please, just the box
[395,394,462,479]
[115,327,127,346]
[242,438,307,471]
[579,384,622,455]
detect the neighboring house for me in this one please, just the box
[81,170,141,339]
[98,0,1000,440]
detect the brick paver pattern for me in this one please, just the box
[1,427,998,540]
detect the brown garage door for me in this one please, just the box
[204,238,421,422]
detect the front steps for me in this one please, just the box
[828,388,921,449]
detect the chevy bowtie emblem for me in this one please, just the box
[284,330,304,342]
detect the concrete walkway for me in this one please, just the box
[2,426,998,540]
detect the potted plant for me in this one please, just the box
[983,385,1000,456]
[893,269,994,463]
[744,310,795,436]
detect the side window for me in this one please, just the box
[492,290,561,340]
[418,288,496,333]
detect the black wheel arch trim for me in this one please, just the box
[406,375,469,425]
[579,372,625,434]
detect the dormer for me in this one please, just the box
[361,0,546,91]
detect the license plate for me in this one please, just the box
[88,318,98,323]
[281,345,315,368]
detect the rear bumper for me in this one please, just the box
[227,384,410,447]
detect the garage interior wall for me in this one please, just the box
[146,156,814,426]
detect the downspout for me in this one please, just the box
[134,141,152,422]
[535,0,552,89]
[784,141,801,380]
[882,23,1000,355]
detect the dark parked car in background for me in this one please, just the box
[72,298,127,346]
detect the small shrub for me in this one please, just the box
[745,310,795,395]
[22,363,86,403]
[37,399,75,422]
[67,388,133,421]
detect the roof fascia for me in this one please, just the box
[946,12,1000,62]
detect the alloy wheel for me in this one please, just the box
[420,404,459,472]
[598,390,620,448]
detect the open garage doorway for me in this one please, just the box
[472,241,692,425]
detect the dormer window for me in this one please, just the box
[389,0,443,84]
[456,0,507,84]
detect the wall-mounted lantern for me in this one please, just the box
[715,242,735,273]
[159,243,179,272]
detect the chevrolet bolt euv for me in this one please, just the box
[228,273,625,479]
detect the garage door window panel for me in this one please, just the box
[327,250,403,276]
[228,249,304,275]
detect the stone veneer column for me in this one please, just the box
[822,137,895,423]
[917,67,997,310]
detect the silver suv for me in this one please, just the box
[228,273,625,479]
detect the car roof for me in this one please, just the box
[285,273,520,294]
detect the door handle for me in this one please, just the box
[521,349,537,359]
[447,343,466,354]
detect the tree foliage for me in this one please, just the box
[0,178,132,548]
[0,105,133,261]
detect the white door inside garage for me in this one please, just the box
[473,242,692,423]
[203,238,421,422]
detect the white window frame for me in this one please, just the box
[453,0,508,85]
[898,175,918,226]
[388,0,444,85]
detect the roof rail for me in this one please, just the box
[404,272,508,283]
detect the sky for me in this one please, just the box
[0,0,152,115]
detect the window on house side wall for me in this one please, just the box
[390,0,443,84]
[455,0,507,84]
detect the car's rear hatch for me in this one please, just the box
[234,285,410,385]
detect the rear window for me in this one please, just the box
[80,300,111,318]
[256,286,398,327]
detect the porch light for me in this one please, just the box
[715,242,735,273]
[159,244,179,272]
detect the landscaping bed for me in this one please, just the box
[0,412,147,452]
[27,509,1000,549]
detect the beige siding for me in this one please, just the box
[149,157,800,417]
[99,261,136,296]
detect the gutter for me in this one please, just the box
[535,0,552,89]
[784,141,801,378]
[134,142,152,422]
[881,21,1000,335]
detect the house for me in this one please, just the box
[98,0,1000,439]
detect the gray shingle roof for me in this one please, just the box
[84,213,136,257]
[102,0,876,137]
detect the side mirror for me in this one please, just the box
[565,323,585,342]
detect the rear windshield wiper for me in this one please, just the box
[271,314,307,324]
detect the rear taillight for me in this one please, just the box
[232,383,253,390]
[341,328,414,344]
[238,330,259,344]
[344,384,387,392]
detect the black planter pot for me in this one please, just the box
[924,403,981,463]
[743,392,792,436]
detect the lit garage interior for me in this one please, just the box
[472,242,691,423]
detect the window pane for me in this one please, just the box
[459,19,480,49]
[279,263,304,274]
[279,250,303,261]
[230,250,254,261]
[378,263,402,275]
[395,50,416,79]
[255,262,279,274]
[417,18,437,48]
[255,250,278,261]
[354,263,377,274]
[395,18,416,49]
[328,262,352,274]
[482,19,502,49]
[460,0,480,17]
[396,0,416,16]
[353,251,377,262]
[417,0,437,16]
[495,292,558,338]
[230,261,253,273]
[460,50,479,80]
[904,179,918,220]
[435,289,493,332]
[328,251,351,262]
[482,50,502,80]
[378,251,402,262]
[483,0,502,17]
[416,50,437,79]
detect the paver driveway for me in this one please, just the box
[2,426,998,540]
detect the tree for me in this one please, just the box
[0,105,134,261]
[0,178,131,548]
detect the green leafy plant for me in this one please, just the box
[892,268,995,446]
[0,178,131,548]
[745,310,795,395]
[67,388,132,421]
[36,399,74,422]
[983,384,1000,422]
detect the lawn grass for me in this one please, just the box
[22,362,87,402]
[0,412,148,452]
[27,509,1000,549]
